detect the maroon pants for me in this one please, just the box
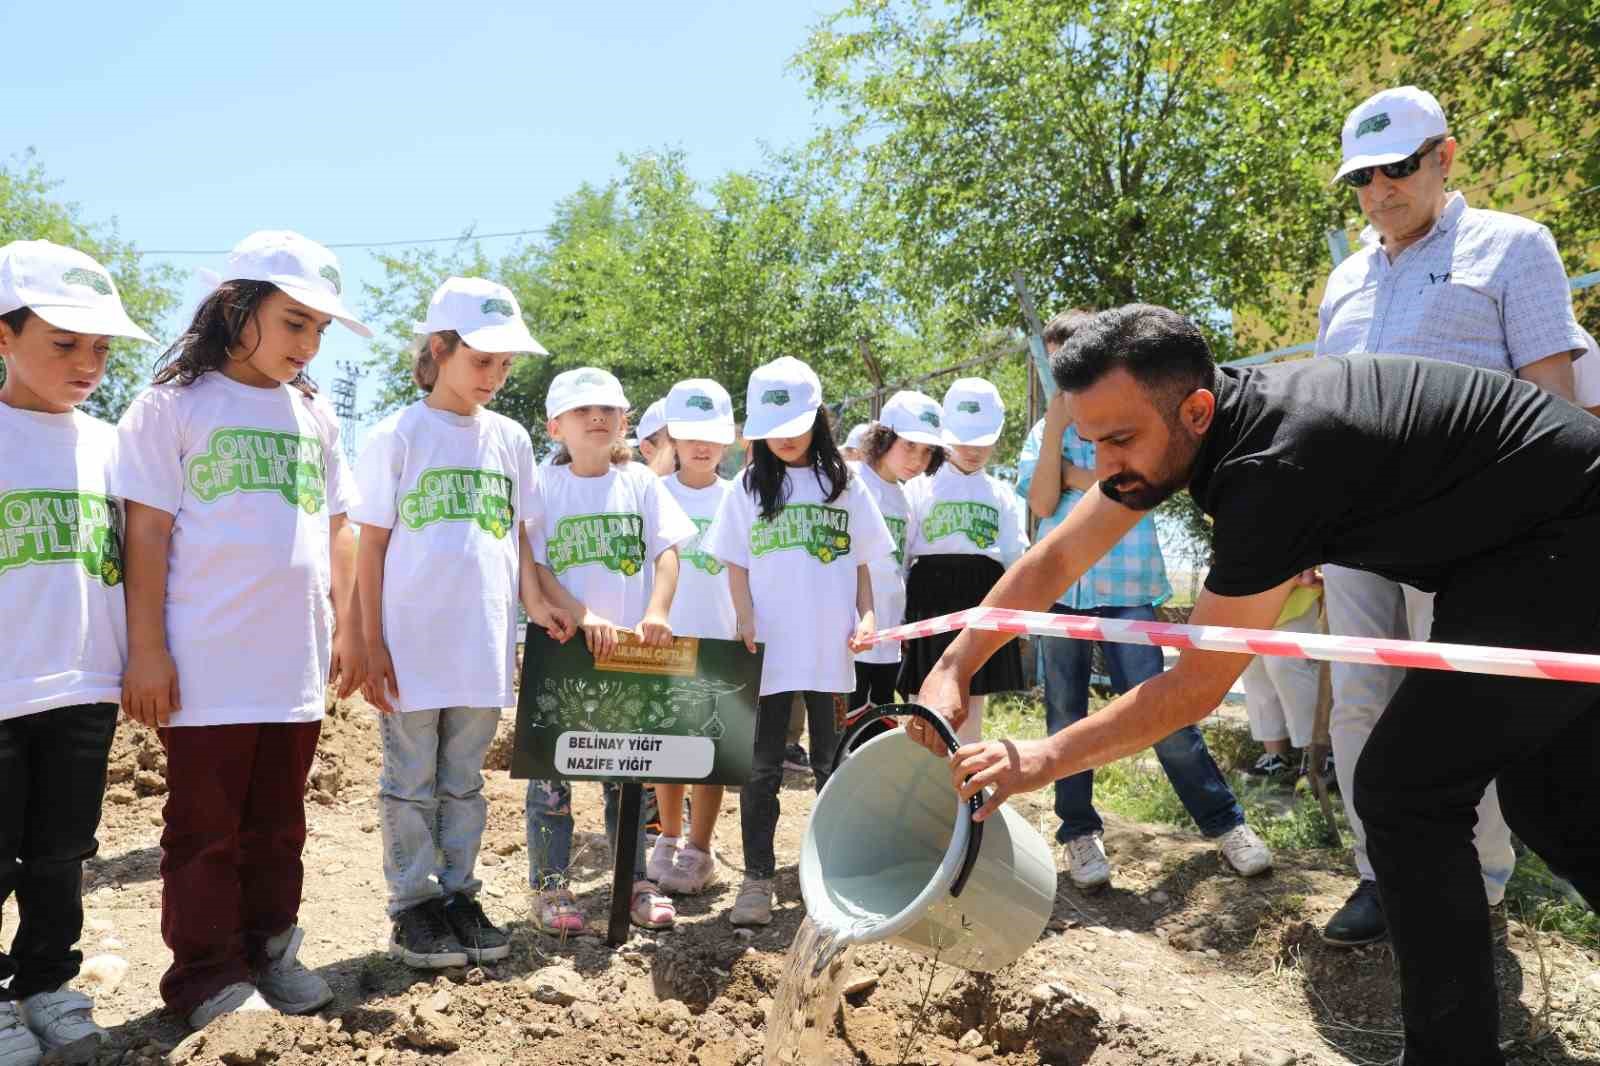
[157,721,320,1016]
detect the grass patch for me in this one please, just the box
[1506,852,1599,951]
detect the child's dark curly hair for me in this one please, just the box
[153,281,317,396]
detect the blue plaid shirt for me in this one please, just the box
[1016,419,1171,609]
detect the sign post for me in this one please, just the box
[513,627,764,944]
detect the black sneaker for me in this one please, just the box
[443,893,512,963]
[389,898,469,969]
[1300,749,1337,791]
[782,744,810,772]
[1244,752,1297,784]
[1322,879,1387,946]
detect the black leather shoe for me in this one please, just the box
[1322,879,1387,946]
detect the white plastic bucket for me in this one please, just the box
[798,705,1057,972]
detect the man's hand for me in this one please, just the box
[910,661,970,757]
[637,612,673,648]
[581,612,620,659]
[951,737,1058,822]
[363,641,399,714]
[122,648,181,729]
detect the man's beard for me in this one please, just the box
[1099,428,1199,511]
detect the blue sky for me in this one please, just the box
[6,0,832,394]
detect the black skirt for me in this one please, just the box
[897,553,1026,697]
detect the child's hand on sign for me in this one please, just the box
[637,612,674,648]
[531,601,577,643]
[736,613,758,654]
[581,611,620,660]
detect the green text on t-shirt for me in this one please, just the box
[750,503,851,564]
[0,489,123,586]
[547,512,646,576]
[885,515,907,566]
[400,467,514,539]
[187,427,326,513]
[921,501,998,550]
[682,516,724,575]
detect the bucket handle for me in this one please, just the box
[830,703,985,900]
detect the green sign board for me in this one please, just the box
[513,627,763,785]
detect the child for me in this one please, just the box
[116,231,368,1030]
[523,368,696,933]
[702,356,894,927]
[0,241,155,1065]
[634,398,675,477]
[1242,570,1327,784]
[353,276,572,969]
[848,391,945,739]
[899,378,1029,743]
[646,379,739,896]
[841,421,872,462]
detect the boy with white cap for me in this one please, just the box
[116,230,370,1028]
[353,276,571,971]
[0,240,155,1066]
[645,379,739,895]
[1317,85,1588,948]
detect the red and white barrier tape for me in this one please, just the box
[864,606,1600,684]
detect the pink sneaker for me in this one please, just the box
[630,881,676,930]
[659,844,720,895]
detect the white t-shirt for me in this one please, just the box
[352,401,539,713]
[661,473,738,640]
[0,403,126,720]
[850,461,909,666]
[1574,331,1600,410]
[906,464,1029,565]
[531,462,695,629]
[115,374,356,727]
[702,467,895,696]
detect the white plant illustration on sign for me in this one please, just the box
[531,675,747,738]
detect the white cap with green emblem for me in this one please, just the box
[0,240,155,342]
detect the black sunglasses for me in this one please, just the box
[1341,137,1445,188]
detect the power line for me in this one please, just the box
[134,227,551,257]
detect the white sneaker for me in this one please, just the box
[187,982,272,1031]
[1217,824,1273,877]
[659,844,720,895]
[18,989,104,1063]
[729,878,773,927]
[1063,833,1111,890]
[646,835,681,885]
[0,1002,42,1066]
[256,927,333,1014]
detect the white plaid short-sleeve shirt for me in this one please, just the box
[1317,192,1587,371]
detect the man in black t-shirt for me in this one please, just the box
[913,304,1600,1066]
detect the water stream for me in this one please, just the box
[760,916,856,1066]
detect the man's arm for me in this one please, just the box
[1516,350,1578,402]
[951,578,1295,819]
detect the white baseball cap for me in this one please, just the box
[665,378,735,444]
[635,398,669,443]
[941,378,1005,446]
[843,422,874,451]
[415,276,547,355]
[879,390,945,447]
[1334,86,1448,184]
[743,356,823,440]
[546,366,629,420]
[216,230,372,337]
[0,240,155,343]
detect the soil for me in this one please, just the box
[15,694,1598,1066]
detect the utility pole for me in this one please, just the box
[331,361,367,462]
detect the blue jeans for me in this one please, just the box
[1039,604,1244,841]
[525,779,647,890]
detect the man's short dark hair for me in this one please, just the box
[1051,304,1215,405]
[1042,308,1095,350]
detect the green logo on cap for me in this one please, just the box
[574,370,608,387]
[957,400,981,414]
[1355,112,1391,138]
[919,409,941,428]
[481,298,514,317]
[762,388,791,406]
[318,265,342,294]
[61,267,112,296]
[685,394,714,412]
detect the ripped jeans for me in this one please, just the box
[525,779,647,891]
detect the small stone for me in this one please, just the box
[80,954,130,993]
[1238,1051,1295,1066]
[134,770,166,795]
[997,1010,1030,1051]
[841,973,878,998]
[105,787,136,806]
[527,964,587,1006]
[406,1005,462,1052]
[428,988,453,1014]
[734,929,754,941]
[958,1029,984,1049]
[1028,982,1062,1008]
[481,853,502,867]
[1205,948,1221,959]
[570,1002,603,1028]
[1149,890,1171,905]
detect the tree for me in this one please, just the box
[0,152,181,420]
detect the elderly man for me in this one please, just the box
[915,304,1599,1066]
[1316,85,1589,945]
[1018,308,1269,888]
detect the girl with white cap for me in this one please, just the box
[352,277,572,971]
[0,240,155,1066]
[633,398,675,477]
[645,378,739,897]
[899,378,1030,743]
[701,356,896,926]
[115,231,369,1029]
[523,367,696,934]
[847,390,946,742]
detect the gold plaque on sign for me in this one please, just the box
[594,632,700,678]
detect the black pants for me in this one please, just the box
[1353,530,1600,1066]
[0,703,118,1000]
[741,691,839,879]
